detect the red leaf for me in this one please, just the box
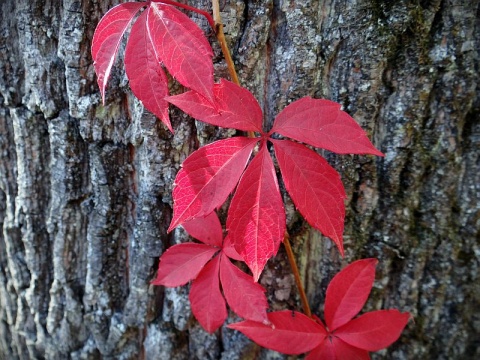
[92,2,145,103]
[335,310,410,351]
[189,255,227,333]
[270,97,383,156]
[166,79,264,132]
[306,337,370,360]
[147,2,214,101]
[324,259,378,331]
[219,254,268,322]
[305,337,336,360]
[151,243,218,287]
[124,10,171,131]
[222,235,243,261]
[169,137,258,231]
[182,211,223,247]
[272,140,346,254]
[227,144,286,281]
[228,310,326,355]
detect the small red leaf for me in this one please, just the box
[220,254,268,322]
[166,79,264,132]
[92,2,145,103]
[272,139,346,254]
[182,211,223,247]
[324,259,378,331]
[189,255,227,333]
[228,310,326,355]
[335,310,410,351]
[306,337,370,360]
[124,10,171,131]
[147,2,214,101]
[227,144,286,281]
[270,97,383,156]
[151,243,218,287]
[305,338,336,360]
[222,235,243,261]
[169,137,258,231]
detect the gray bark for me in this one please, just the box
[0,0,479,359]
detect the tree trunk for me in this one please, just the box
[1,0,478,359]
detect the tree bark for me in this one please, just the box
[1,0,478,359]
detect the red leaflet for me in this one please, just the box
[270,97,384,156]
[182,212,223,247]
[189,256,227,333]
[91,2,145,103]
[220,253,268,323]
[272,139,346,254]
[147,2,214,101]
[166,79,264,132]
[227,144,286,281]
[228,310,326,355]
[324,258,377,330]
[334,310,411,351]
[124,10,171,131]
[151,243,219,287]
[229,259,410,357]
[168,137,258,231]
[306,337,370,360]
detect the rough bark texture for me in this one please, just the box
[0,0,479,359]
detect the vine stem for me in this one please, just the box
[159,0,309,317]
[211,0,240,85]
[211,0,254,138]
[283,232,312,318]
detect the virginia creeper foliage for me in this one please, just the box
[229,259,410,358]
[167,79,383,280]
[92,0,410,354]
[152,212,268,333]
[92,1,214,131]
